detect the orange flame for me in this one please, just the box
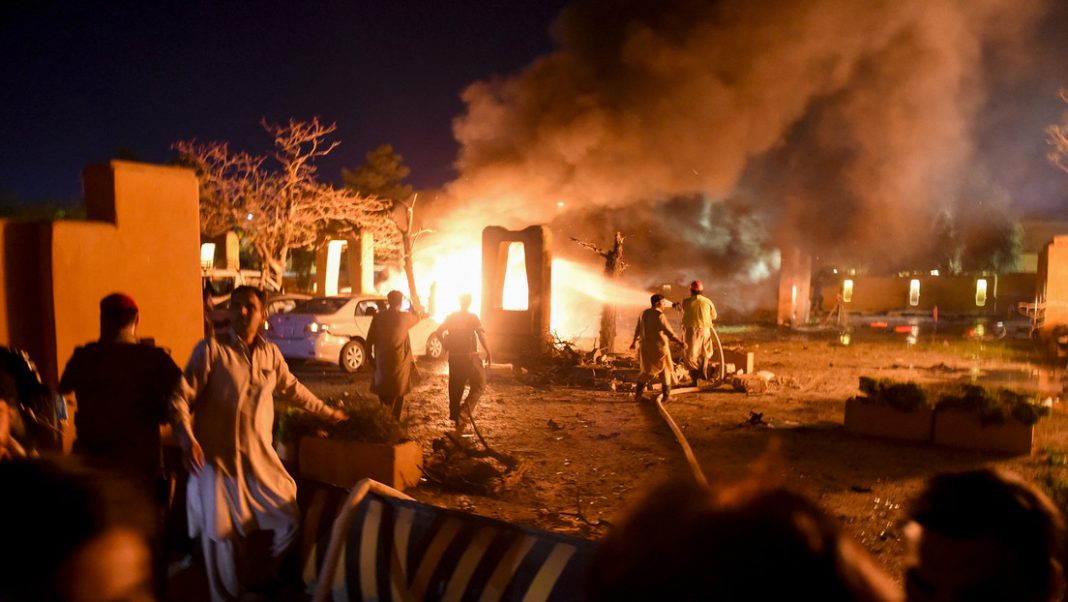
[378,229,650,347]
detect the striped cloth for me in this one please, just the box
[313,480,595,602]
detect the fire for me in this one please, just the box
[378,230,650,347]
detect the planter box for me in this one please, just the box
[843,398,933,441]
[933,410,1034,455]
[299,437,423,490]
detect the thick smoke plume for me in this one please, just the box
[435,0,1063,309]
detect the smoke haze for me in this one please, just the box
[435,0,1068,309]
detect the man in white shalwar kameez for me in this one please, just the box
[170,286,344,601]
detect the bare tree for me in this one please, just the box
[572,232,626,353]
[175,118,396,290]
[1048,87,1068,174]
[387,194,431,315]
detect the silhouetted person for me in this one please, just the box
[680,280,717,386]
[58,293,181,487]
[0,458,156,602]
[1,346,62,453]
[170,286,344,601]
[630,294,686,402]
[433,293,492,433]
[367,289,423,419]
[824,291,848,329]
[587,478,900,601]
[904,469,1066,602]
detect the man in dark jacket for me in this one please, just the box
[367,290,424,419]
[58,293,181,486]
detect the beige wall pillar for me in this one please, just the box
[1038,235,1068,333]
[347,231,374,295]
[777,247,812,327]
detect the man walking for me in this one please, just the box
[367,290,423,419]
[170,286,344,601]
[630,294,686,402]
[681,280,718,387]
[59,293,182,487]
[434,293,492,433]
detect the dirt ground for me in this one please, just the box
[293,324,1068,584]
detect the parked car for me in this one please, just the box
[209,292,311,333]
[265,295,444,372]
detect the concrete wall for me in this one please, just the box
[482,225,552,361]
[817,272,1035,317]
[1038,236,1068,333]
[0,161,202,384]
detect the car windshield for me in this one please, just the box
[291,298,349,315]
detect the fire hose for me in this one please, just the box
[655,395,708,487]
[651,323,723,487]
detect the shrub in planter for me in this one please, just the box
[932,384,1049,455]
[934,384,1049,426]
[846,377,933,441]
[857,377,929,411]
[278,399,423,489]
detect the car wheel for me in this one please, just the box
[425,333,445,360]
[340,340,366,373]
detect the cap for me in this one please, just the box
[100,293,138,314]
[689,280,703,293]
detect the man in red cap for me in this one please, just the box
[59,293,182,486]
[681,280,718,386]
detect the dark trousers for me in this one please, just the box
[448,354,486,421]
[379,395,405,420]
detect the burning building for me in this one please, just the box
[410,0,1068,325]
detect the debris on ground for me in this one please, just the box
[745,411,768,426]
[732,374,770,395]
[421,420,522,496]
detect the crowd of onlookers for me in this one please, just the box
[1,454,1064,601]
[1,292,1067,601]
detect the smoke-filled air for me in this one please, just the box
[424,0,1066,314]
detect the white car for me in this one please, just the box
[266,296,444,372]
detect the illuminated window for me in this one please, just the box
[501,242,529,310]
[790,285,797,306]
[842,280,854,303]
[909,279,920,306]
[975,279,988,307]
[199,243,216,270]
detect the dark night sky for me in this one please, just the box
[0,1,569,204]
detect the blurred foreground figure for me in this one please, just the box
[59,293,181,486]
[0,371,27,461]
[587,478,900,601]
[0,346,62,454]
[433,293,491,433]
[905,469,1066,602]
[367,289,422,419]
[170,286,344,601]
[0,459,155,602]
